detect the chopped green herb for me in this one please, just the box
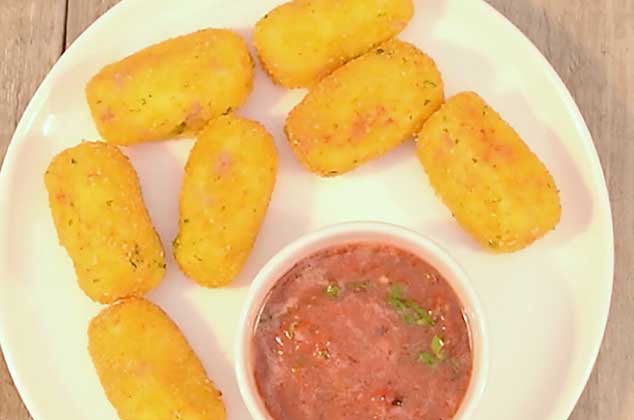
[417,351,436,366]
[424,99,431,106]
[141,98,147,106]
[411,302,434,326]
[376,48,385,54]
[70,158,77,164]
[415,317,433,326]
[222,106,233,115]
[388,284,407,311]
[403,313,417,325]
[194,255,203,262]
[106,200,113,206]
[387,283,434,326]
[68,219,73,226]
[183,218,190,224]
[423,80,437,88]
[431,335,445,360]
[129,259,137,269]
[325,284,341,297]
[388,283,404,300]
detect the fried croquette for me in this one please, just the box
[254,0,414,87]
[86,29,254,145]
[417,92,561,252]
[44,141,165,303]
[88,298,225,420]
[285,39,444,176]
[173,115,278,287]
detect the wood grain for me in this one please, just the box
[65,0,120,48]
[0,1,632,419]
[0,0,67,418]
[0,0,67,169]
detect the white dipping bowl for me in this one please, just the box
[235,222,489,420]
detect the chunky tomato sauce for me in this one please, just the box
[253,243,472,420]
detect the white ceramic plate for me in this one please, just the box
[0,0,614,419]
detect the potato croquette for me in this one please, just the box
[174,115,277,287]
[285,40,444,176]
[86,29,254,145]
[88,298,225,420]
[44,142,165,303]
[254,0,414,87]
[417,92,561,252]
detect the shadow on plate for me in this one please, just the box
[146,284,240,415]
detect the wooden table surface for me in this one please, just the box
[0,1,632,419]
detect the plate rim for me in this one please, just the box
[0,1,615,419]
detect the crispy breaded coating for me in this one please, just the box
[86,29,253,145]
[44,141,165,303]
[285,39,444,176]
[88,298,225,420]
[173,115,278,287]
[254,0,414,87]
[417,92,561,252]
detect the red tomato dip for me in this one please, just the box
[253,243,472,420]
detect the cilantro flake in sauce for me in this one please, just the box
[325,284,341,297]
[431,335,445,360]
[417,335,446,367]
[417,351,437,366]
[387,283,434,326]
